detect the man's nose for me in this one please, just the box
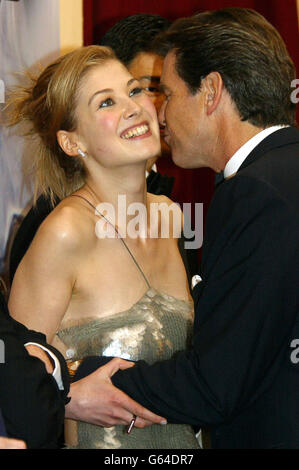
[152,93,166,116]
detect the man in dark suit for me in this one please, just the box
[0,408,26,448]
[75,8,299,448]
[0,289,69,448]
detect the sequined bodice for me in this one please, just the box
[58,288,193,363]
[57,288,199,449]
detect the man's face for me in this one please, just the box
[128,52,170,156]
[159,51,210,169]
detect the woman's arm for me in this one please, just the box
[8,205,80,343]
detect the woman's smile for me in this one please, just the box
[120,121,152,140]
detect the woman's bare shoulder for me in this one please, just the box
[31,195,94,254]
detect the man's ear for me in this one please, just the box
[57,130,83,157]
[203,72,223,116]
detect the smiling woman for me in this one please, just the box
[56,59,160,172]
[5,46,199,449]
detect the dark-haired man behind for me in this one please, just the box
[76,8,299,449]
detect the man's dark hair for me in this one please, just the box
[99,14,171,66]
[156,8,297,127]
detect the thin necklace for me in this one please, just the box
[70,193,151,289]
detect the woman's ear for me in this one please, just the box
[57,130,83,157]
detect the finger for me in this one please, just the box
[119,394,167,425]
[118,360,135,371]
[100,358,135,377]
[94,407,136,427]
[134,417,157,429]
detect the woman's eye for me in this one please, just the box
[129,87,143,97]
[98,98,114,108]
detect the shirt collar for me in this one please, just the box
[224,125,289,179]
[145,163,157,178]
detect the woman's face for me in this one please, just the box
[73,60,161,169]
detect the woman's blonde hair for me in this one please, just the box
[6,45,116,203]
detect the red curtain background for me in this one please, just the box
[83,0,298,259]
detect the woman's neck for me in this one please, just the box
[81,163,150,238]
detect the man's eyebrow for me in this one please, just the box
[88,78,139,106]
[139,76,161,83]
[159,83,170,93]
[127,78,139,87]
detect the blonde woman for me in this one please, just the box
[7,46,199,449]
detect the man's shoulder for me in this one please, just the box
[239,147,298,211]
[208,166,297,238]
[218,141,299,202]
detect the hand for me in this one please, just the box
[65,357,167,428]
[0,437,27,449]
[25,345,54,374]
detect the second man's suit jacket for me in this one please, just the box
[0,291,70,448]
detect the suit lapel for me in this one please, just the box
[238,126,299,173]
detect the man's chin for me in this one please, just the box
[171,150,197,169]
[171,155,186,168]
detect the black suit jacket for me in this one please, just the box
[0,409,7,437]
[76,127,299,449]
[0,291,69,448]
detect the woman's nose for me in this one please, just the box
[123,100,142,120]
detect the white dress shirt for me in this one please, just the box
[224,125,289,179]
[145,163,157,179]
[25,342,64,390]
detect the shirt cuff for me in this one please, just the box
[24,342,64,391]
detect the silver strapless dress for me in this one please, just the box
[57,288,200,449]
